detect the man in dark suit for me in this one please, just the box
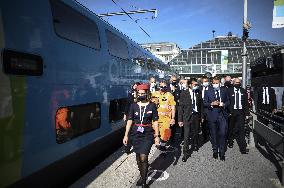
[204,76,230,161]
[200,76,210,141]
[178,78,202,162]
[227,78,249,153]
[257,86,277,124]
[222,75,234,147]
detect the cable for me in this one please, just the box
[111,0,151,38]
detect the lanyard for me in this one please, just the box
[139,103,148,125]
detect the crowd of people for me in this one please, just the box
[122,74,279,188]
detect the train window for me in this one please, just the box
[106,30,129,59]
[2,49,43,76]
[55,102,101,144]
[50,0,101,50]
[109,98,128,123]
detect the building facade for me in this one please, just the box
[169,35,283,78]
[140,42,180,64]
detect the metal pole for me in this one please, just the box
[242,0,248,88]
[242,42,247,87]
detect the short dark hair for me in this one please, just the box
[202,76,208,80]
[159,79,167,84]
[212,76,220,81]
[189,78,197,84]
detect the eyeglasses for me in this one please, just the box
[138,93,146,96]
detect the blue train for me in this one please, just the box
[0,0,173,187]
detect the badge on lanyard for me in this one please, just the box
[137,104,147,134]
[137,126,144,133]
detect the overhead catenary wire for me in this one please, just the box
[111,0,151,38]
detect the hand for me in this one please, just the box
[201,118,204,123]
[123,136,128,146]
[219,102,224,107]
[245,116,250,119]
[178,122,184,127]
[154,137,160,145]
[272,109,277,114]
[123,114,127,121]
[170,118,175,125]
[211,101,219,106]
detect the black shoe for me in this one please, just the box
[213,152,218,159]
[142,184,149,188]
[240,148,249,154]
[220,156,225,161]
[228,141,234,148]
[160,152,167,158]
[193,145,199,152]
[136,177,143,186]
[182,155,189,162]
[156,145,166,152]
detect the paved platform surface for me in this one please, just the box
[71,136,283,188]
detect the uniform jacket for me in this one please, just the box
[227,87,250,116]
[257,87,277,112]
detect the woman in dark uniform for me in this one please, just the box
[123,83,159,188]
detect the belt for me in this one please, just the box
[134,124,152,127]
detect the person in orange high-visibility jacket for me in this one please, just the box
[152,80,176,153]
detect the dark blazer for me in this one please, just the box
[203,86,230,122]
[227,87,249,116]
[257,87,277,112]
[200,85,209,119]
[178,89,202,124]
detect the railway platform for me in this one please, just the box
[71,133,282,188]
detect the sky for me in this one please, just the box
[77,0,284,49]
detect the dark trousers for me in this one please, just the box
[183,113,200,154]
[201,115,209,140]
[227,115,232,142]
[229,111,247,150]
[208,114,227,156]
[170,110,179,140]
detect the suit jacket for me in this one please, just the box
[200,85,209,119]
[227,87,249,116]
[178,89,202,124]
[203,86,230,122]
[257,87,277,112]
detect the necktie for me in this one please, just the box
[236,89,240,109]
[215,90,220,101]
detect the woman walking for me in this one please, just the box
[123,83,160,187]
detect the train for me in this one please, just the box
[250,48,284,157]
[0,0,173,187]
